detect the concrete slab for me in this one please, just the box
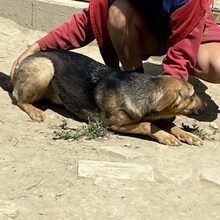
[0,0,32,28]
[77,160,154,181]
[33,0,88,31]
[0,0,88,31]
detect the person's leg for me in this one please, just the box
[107,0,158,72]
[193,42,220,83]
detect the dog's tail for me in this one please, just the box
[0,72,13,93]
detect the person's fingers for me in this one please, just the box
[10,52,33,79]
[10,59,19,80]
[10,42,41,80]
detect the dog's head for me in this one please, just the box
[147,76,205,120]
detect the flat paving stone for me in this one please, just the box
[99,146,145,160]
[77,160,154,182]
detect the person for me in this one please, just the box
[10,0,220,84]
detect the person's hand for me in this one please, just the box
[10,42,41,80]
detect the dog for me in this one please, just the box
[10,50,204,146]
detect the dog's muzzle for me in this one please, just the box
[189,95,207,115]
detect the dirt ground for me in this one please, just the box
[1,17,220,220]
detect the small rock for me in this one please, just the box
[99,146,143,160]
[199,168,220,186]
[209,122,219,130]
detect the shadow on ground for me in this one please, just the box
[0,72,10,91]
[188,76,219,122]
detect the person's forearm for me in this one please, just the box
[29,42,41,53]
[37,8,94,51]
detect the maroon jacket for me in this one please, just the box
[37,0,213,80]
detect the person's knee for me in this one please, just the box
[196,43,220,83]
[194,57,220,83]
[209,58,220,83]
[108,0,131,31]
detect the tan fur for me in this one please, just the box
[13,57,55,102]
[12,57,62,121]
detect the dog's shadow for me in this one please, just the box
[0,72,11,91]
[35,99,82,121]
[143,62,219,122]
[188,76,219,121]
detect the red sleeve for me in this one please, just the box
[37,7,95,50]
[162,14,205,80]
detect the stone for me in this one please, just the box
[99,146,144,160]
[209,122,219,130]
[77,160,154,182]
[199,168,220,186]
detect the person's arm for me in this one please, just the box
[162,0,213,80]
[10,42,40,80]
[10,7,94,80]
[37,7,94,50]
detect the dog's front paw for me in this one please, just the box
[175,131,202,146]
[155,132,181,146]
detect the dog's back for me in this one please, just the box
[13,50,114,121]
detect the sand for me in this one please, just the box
[0,17,220,220]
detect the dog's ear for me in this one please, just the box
[179,87,194,100]
[154,90,179,112]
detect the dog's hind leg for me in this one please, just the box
[12,57,55,122]
[16,102,45,122]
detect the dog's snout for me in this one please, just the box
[191,95,206,115]
[198,100,207,114]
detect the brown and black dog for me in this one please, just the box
[11,50,204,146]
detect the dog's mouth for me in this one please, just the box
[185,99,207,116]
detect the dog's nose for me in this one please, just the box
[192,96,207,115]
[198,100,207,114]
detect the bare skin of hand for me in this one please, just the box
[10,42,41,80]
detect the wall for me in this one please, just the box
[0,0,88,31]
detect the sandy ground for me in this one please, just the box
[0,17,220,220]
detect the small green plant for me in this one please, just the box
[182,123,216,140]
[84,120,108,139]
[53,119,109,140]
